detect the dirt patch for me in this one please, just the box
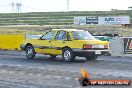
[0,25,132,36]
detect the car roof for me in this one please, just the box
[52,29,85,32]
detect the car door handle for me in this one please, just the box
[62,41,65,43]
[49,41,51,42]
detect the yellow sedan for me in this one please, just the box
[20,29,109,61]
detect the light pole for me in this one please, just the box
[66,0,69,11]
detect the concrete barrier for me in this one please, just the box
[110,36,132,57]
[0,34,25,50]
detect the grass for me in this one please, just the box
[0,10,132,25]
[0,10,132,36]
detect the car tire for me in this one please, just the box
[85,54,98,60]
[25,45,36,59]
[50,55,57,58]
[62,48,75,62]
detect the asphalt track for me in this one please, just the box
[0,50,131,88]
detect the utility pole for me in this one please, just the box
[16,3,22,13]
[10,0,22,13]
[11,0,15,13]
[66,0,69,11]
[11,2,15,13]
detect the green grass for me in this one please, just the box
[0,10,132,36]
[0,10,132,25]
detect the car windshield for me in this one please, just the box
[72,31,96,40]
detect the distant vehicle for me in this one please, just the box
[94,34,119,41]
[94,36,112,41]
[20,29,109,62]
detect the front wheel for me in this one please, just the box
[85,54,98,60]
[62,48,75,62]
[25,45,36,59]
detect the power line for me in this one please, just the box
[22,5,41,11]
[10,0,22,13]
[9,3,41,13]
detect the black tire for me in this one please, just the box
[62,48,75,62]
[50,55,57,58]
[25,45,36,59]
[85,54,98,60]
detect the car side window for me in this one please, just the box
[55,31,66,40]
[41,31,56,40]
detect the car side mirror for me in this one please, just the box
[38,37,42,40]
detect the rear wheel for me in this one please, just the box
[25,45,36,59]
[62,48,75,62]
[85,54,98,60]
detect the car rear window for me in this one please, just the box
[72,31,96,40]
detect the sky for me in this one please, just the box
[0,0,131,13]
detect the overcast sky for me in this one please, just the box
[0,0,131,13]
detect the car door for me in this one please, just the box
[51,31,67,55]
[34,31,57,54]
